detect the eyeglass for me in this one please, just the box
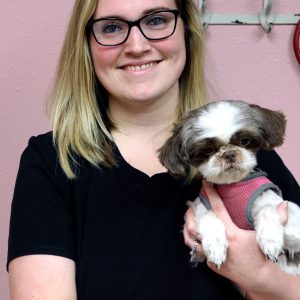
[87,10,180,46]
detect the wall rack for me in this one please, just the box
[199,0,300,32]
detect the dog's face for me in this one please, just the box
[159,100,286,184]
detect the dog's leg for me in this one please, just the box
[280,201,300,274]
[253,193,300,274]
[192,200,228,268]
[252,190,285,262]
[283,201,300,255]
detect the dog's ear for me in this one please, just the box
[158,122,191,178]
[251,104,287,149]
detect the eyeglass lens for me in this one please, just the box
[92,10,178,46]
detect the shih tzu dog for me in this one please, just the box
[159,100,300,275]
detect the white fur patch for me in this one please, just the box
[194,204,228,268]
[194,102,243,142]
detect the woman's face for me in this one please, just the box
[89,0,186,106]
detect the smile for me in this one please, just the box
[122,61,159,71]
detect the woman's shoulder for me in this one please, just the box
[20,131,58,168]
[25,131,55,152]
[20,131,92,182]
[18,131,71,184]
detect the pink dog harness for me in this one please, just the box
[199,171,282,230]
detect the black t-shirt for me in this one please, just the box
[7,132,300,300]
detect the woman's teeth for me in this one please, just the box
[124,62,157,71]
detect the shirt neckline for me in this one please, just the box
[112,142,169,180]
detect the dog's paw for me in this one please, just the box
[258,238,284,262]
[196,211,228,268]
[202,234,229,268]
[257,229,284,262]
[263,247,283,262]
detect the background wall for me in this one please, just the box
[1,1,299,298]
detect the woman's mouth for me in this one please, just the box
[121,61,160,71]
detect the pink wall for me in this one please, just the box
[1,1,299,298]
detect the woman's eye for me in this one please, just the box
[148,16,165,26]
[240,137,251,147]
[102,24,121,34]
[98,20,126,35]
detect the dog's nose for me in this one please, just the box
[224,150,236,162]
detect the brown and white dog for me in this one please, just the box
[159,100,300,275]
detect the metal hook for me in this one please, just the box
[259,0,275,32]
[199,0,211,29]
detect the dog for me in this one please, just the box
[159,100,300,275]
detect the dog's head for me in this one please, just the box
[159,100,286,184]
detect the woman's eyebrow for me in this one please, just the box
[143,6,172,14]
[97,6,172,20]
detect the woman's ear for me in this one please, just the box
[158,123,191,178]
[251,104,287,149]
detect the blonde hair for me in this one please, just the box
[47,0,207,178]
[176,0,207,115]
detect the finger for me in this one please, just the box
[183,223,204,255]
[202,181,237,230]
[183,223,198,248]
[183,207,205,257]
[184,206,198,237]
[277,201,288,226]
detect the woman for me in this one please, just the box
[7,0,300,299]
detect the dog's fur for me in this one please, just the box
[159,100,300,275]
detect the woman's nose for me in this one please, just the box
[123,26,151,54]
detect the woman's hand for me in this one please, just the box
[183,181,300,300]
[184,182,269,289]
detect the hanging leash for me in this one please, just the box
[293,19,300,64]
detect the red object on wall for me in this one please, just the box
[294,19,300,64]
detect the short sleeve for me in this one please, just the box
[257,149,300,205]
[7,132,76,270]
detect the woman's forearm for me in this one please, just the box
[9,255,77,300]
[246,262,300,300]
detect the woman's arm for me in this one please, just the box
[245,263,300,300]
[9,255,77,300]
[183,181,300,300]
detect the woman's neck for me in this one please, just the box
[108,91,179,135]
[108,92,180,176]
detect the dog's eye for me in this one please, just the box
[240,137,251,147]
[202,147,215,156]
